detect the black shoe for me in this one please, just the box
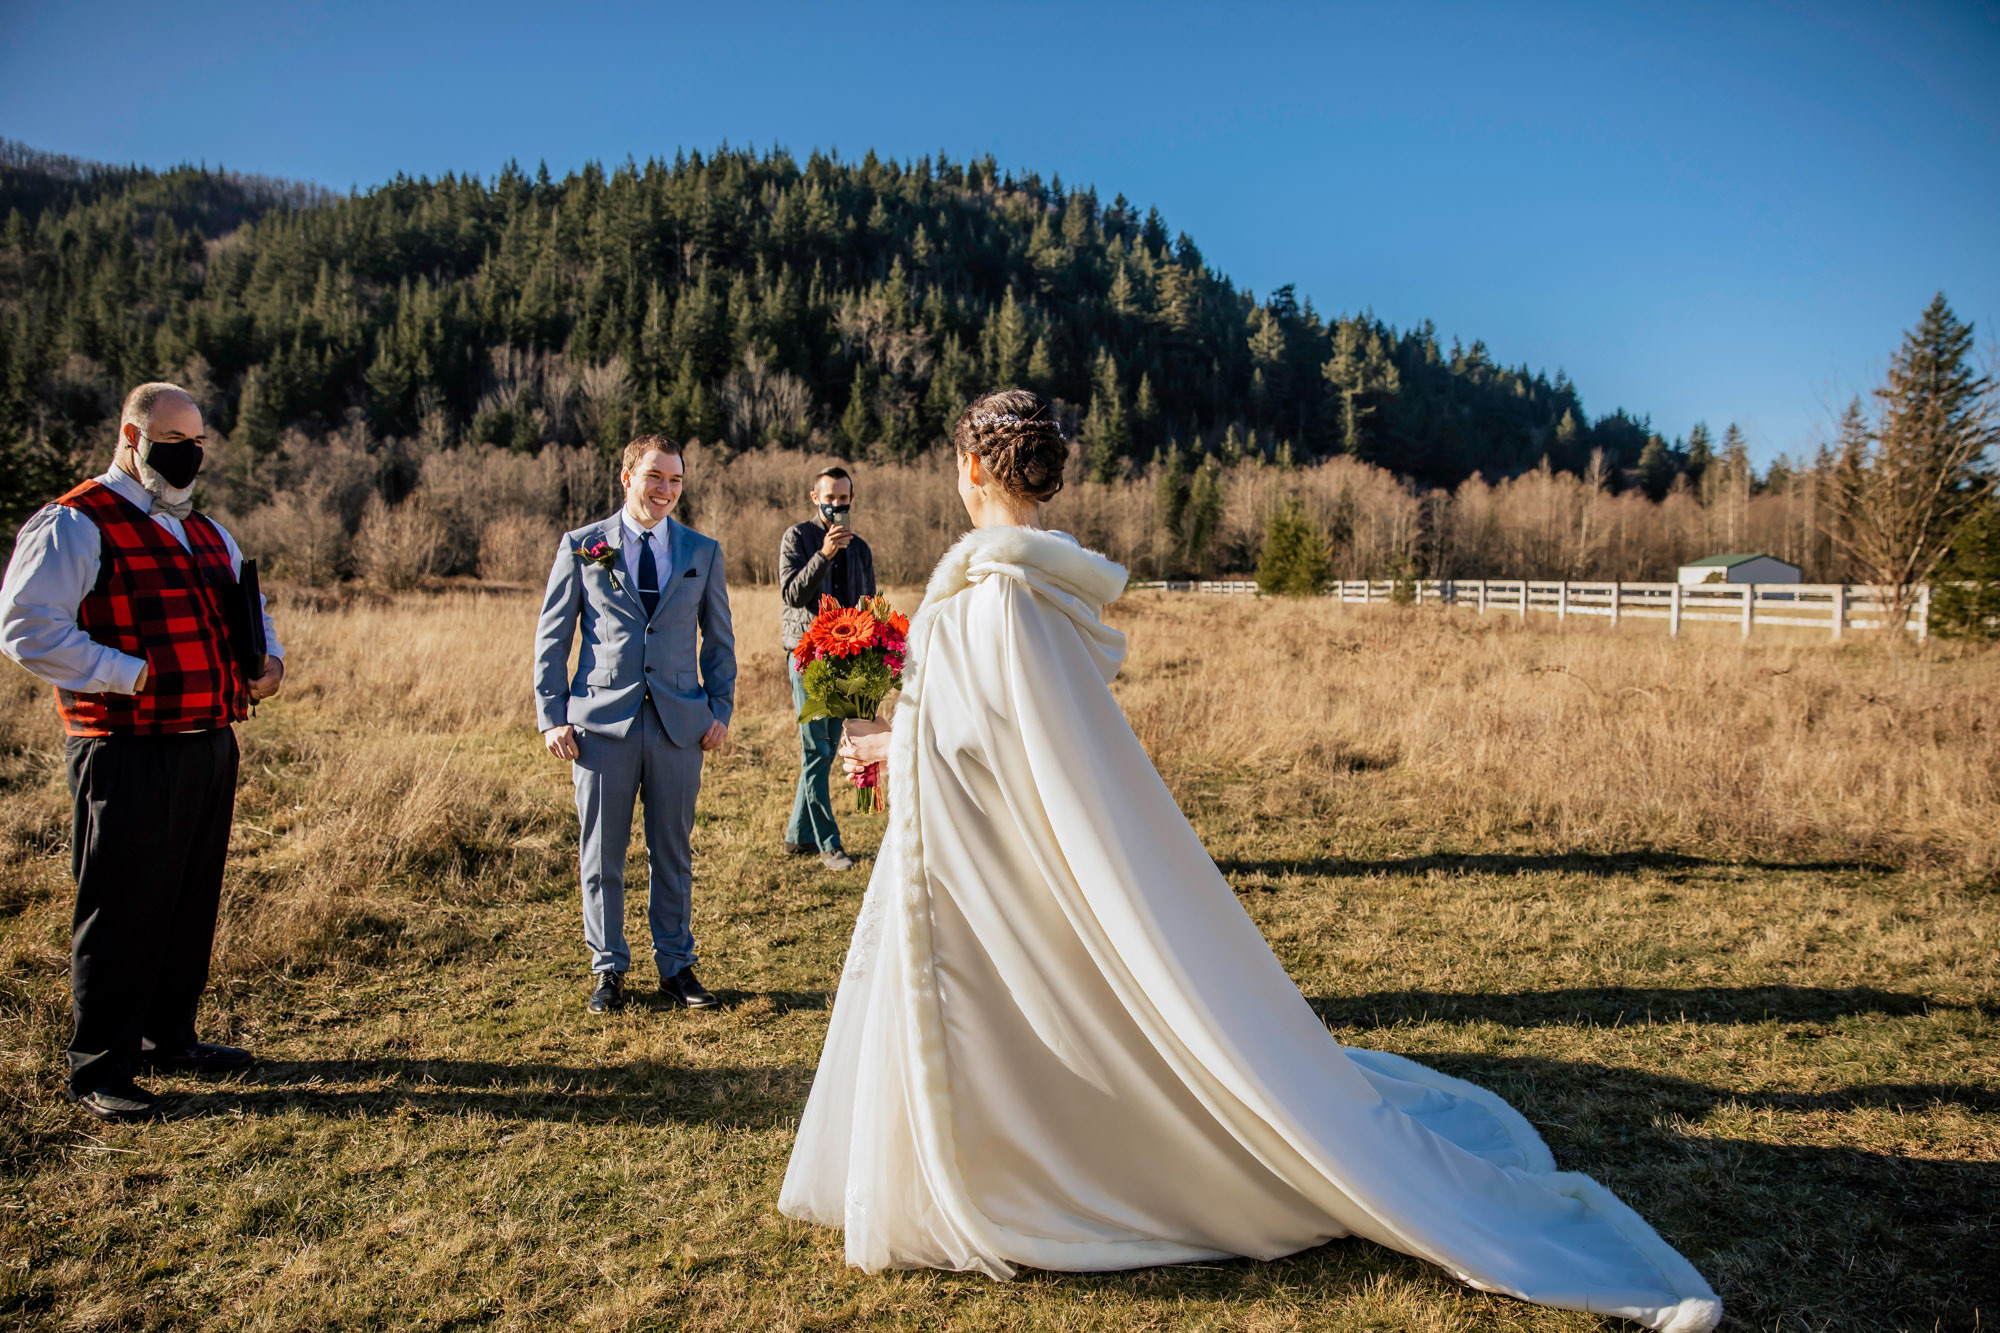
[70,1081,164,1123]
[587,971,626,1013]
[139,1041,254,1076]
[782,841,815,856]
[660,966,718,1009]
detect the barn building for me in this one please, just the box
[1676,553,1802,586]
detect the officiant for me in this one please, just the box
[778,466,875,871]
[0,382,285,1123]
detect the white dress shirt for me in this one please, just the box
[0,467,285,694]
[619,508,670,600]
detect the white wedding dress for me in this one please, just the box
[779,526,1720,1332]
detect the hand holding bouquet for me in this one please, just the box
[794,594,908,812]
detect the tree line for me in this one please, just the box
[1,140,1991,634]
[7,138,1685,528]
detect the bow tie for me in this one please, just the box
[151,493,195,521]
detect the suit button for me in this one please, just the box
[645,665,654,673]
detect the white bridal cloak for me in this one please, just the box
[778,526,1720,1332]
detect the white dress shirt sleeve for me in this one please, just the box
[0,504,148,694]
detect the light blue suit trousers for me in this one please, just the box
[533,513,736,977]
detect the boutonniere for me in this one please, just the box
[576,538,623,590]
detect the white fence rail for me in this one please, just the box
[1125,578,1932,641]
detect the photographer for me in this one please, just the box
[778,467,875,870]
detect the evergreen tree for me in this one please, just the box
[1685,422,1714,491]
[1183,454,1224,574]
[1154,441,1190,547]
[1324,320,1399,459]
[1931,497,2000,638]
[1132,372,1160,453]
[1831,293,1999,627]
[840,363,873,456]
[1720,424,1752,489]
[1636,435,1675,501]
[1083,348,1129,481]
[990,288,1030,387]
[1255,497,1330,597]
[1220,423,1244,466]
[1026,335,1054,392]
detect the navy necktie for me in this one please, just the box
[636,529,660,617]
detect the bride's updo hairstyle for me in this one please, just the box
[952,389,1068,504]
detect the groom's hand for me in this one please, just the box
[700,720,729,752]
[543,724,580,760]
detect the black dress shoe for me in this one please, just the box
[661,966,718,1009]
[70,1081,164,1123]
[588,971,626,1013]
[140,1041,254,1076]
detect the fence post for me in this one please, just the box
[1741,584,1754,641]
[1477,580,1488,614]
[1520,582,1529,621]
[1363,579,1372,605]
[1415,578,1423,606]
[1610,581,1621,629]
[1831,585,1844,641]
[1670,583,1682,639]
[1916,583,1931,644]
[1557,581,1569,625]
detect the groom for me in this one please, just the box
[534,436,735,1014]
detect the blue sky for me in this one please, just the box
[4,0,1996,465]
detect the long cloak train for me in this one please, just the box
[779,524,1719,1333]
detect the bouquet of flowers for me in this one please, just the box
[794,594,909,812]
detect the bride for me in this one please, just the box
[778,390,1720,1332]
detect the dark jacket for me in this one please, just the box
[780,520,876,650]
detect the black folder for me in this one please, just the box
[219,557,269,681]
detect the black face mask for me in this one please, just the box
[819,502,851,527]
[140,433,204,489]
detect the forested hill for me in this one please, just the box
[0,139,1674,523]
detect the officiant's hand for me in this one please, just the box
[248,655,285,701]
[543,724,580,761]
[839,719,891,778]
[700,720,728,752]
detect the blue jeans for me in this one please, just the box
[787,662,843,852]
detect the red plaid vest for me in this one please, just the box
[53,479,250,736]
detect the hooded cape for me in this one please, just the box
[779,525,1719,1332]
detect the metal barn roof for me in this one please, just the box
[1682,553,1787,568]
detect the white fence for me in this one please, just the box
[1125,578,1932,641]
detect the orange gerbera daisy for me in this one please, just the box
[816,607,878,657]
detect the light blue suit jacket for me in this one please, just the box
[533,513,736,747]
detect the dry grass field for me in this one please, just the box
[1,582,1995,1332]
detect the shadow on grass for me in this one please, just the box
[1020,1050,1997,1328]
[1418,1051,1998,1328]
[1308,983,1997,1029]
[1218,849,1898,881]
[675,988,832,1013]
[164,1057,812,1128]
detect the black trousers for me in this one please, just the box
[65,727,239,1094]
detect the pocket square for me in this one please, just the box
[682,568,698,577]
